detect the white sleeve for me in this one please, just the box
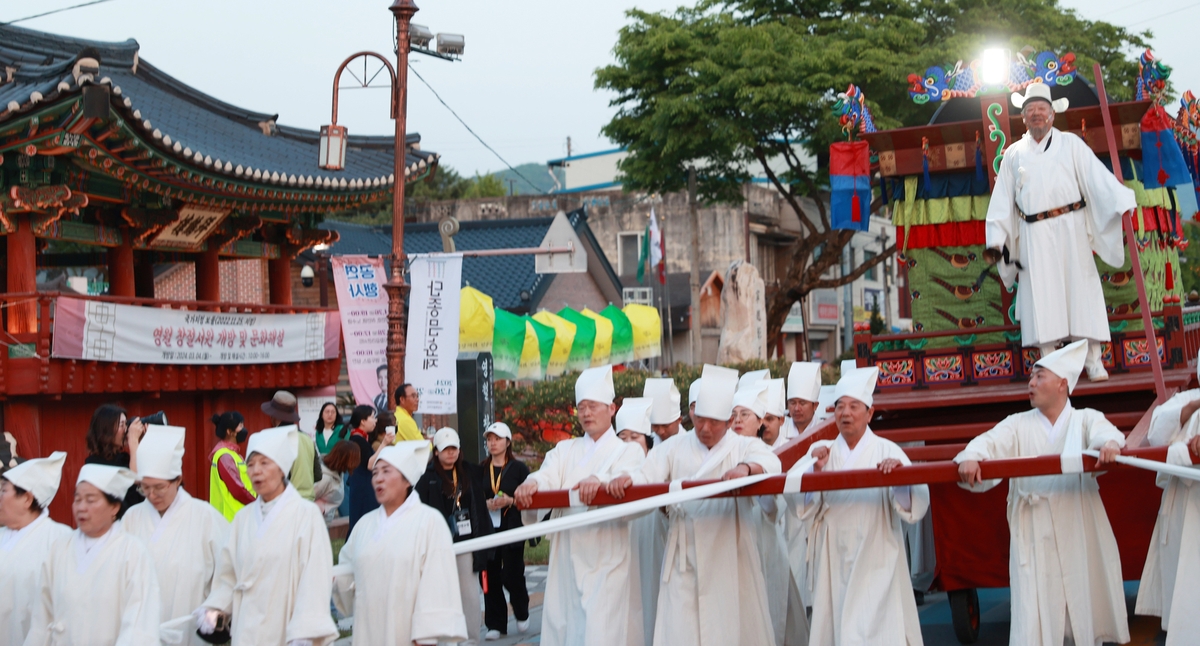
[525,443,567,490]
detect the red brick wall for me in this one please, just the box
[153,259,267,304]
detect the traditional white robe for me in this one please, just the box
[1136,389,1200,644]
[985,127,1136,346]
[525,428,646,646]
[0,512,71,645]
[333,492,468,645]
[631,508,667,646]
[23,523,162,646]
[775,418,814,608]
[753,493,809,646]
[201,484,338,646]
[954,405,1129,646]
[631,429,783,646]
[123,489,229,646]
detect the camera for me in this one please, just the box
[136,411,169,427]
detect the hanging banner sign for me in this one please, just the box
[331,255,390,409]
[405,255,463,414]
[52,297,340,365]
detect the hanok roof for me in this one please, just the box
[314,209,623,312]
[0,24,437,222]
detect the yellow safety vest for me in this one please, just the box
[210,447,256,522]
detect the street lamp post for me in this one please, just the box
[386,0,417,410]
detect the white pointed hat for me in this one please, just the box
[694,364,739,421]
[1011,82,1068,113]
[840,359,859,375]
[377,440,432,485]
[2,451,66,507]
[833,366,880,408]
[643,378,681,424]
[787,362,822,403]
[247,425,300,474]
[732,380,770,418]
[762,378,787,417]
[738,369,771,390]
[575,365,615,406]
[136,425,186,480]
[615,397,653,436]
[1034,339,1087,393]
[77,463,136,500]
[815,385,836,421]
[688,378,702,405]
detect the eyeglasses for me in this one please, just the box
[137,482,175,497]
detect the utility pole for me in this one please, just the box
[507,178,516,196]
[566,136,572,158]
[688,167,702,366]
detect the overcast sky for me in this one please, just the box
[5,0,1196,178]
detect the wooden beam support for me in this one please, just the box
[7,215,37,334]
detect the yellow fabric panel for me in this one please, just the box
[623,303,662,360]
[459,286,495,353]
[531,310,575,377]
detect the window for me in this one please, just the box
[863,250,877,282]
[753,239,776,283]
[618,232,643,277]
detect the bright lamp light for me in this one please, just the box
[981,48,1009,86]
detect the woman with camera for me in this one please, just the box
[84,404,152,514]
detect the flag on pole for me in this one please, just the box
[638,208,666,284]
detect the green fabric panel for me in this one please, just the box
[525,315,556,373]
[599,304,634,364]
[492,308,527,380]
[556,307,597,372]
[905,245,1009,349]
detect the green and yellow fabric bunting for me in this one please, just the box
[492,308,527,380]
[459,286,495,353]
[600,304,634,364]
[532,310,575,377]
[556,307,597,372]
[581,308,613,366]
[623,303,662,360]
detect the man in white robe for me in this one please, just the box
[123,426,229,645]
[513,365,646,646]
[608,364,784,646]
[0,452,72,645]
[645,377,684,441]
[1134,357,1200,645]
[985,82,1137,381]
[956,339,1129,645]
[782,361,824,441]
[799,366,929,645]
[334,441,468,645]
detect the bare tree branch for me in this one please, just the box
[752,146,820,237]
[807,242,897,289]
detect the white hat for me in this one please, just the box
[738,369,771,390]
[484,422,512,441]
[76,464,136,500]
[815,386,836,421]
[731,380,769,418]
[575,365,615,406]
[2,451,66,507]
[833,366,880,408]
[377,440,431,485]
[433,427,461,452]
[136,425,186,480]
[1011,82,1068,113]
[247,426,300,475]
[694,364,739,421]
[615,397,653,436]
[840,359,859,375]
[787,362,822,402]
[688,378,702,405]
[1034,339,1087,393]
[763,378,787,417]
[644,378,681,424]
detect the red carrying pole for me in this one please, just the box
[1093,63,1168,403]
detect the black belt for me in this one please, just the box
[1020,198,1086,223]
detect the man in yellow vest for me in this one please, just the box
[208,411,255,521]
[392,383,426,443]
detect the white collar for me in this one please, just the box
[76,524,116,573]
[1036,402,1073,446]
[254,484,298,537]
[579,428,616,461]
[375,492,420,542]
[836,427,877,470]
[148,488,189,543]
[0,510,48,552]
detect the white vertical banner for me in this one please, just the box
[405,255,463,414]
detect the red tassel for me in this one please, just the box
[1166,261,1175,291]
[1159,168,1170,185]
[851,192,862,222]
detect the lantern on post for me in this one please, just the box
[318,124,348,171]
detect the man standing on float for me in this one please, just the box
[985,82,1136,381]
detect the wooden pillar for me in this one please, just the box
[134,252,156,298]
[108,227,136,297]
[7,215,37,334]
[268,256,292,305]
[196,246,221,302]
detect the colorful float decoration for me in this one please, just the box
[907,49,1078,105]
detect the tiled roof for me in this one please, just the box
[0,24,437,190]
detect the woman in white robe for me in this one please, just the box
[334,440,468,645]
[24,464,162,646]
[123,426,230,646]
[0,452,73,645]
[616,398,666,646]
[197,427,338,646]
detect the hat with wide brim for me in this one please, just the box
[1011,82,1069,113]
[261,390,301,423]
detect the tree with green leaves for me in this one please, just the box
[595,0,1149,352]
[328,164,507,225]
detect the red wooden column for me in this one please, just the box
[196,245,221,302]
[108,227,136,297]
[268,256,292,305]
[7,214,37,334]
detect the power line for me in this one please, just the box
[1126,0,1200,26]
[407,63,549,194]
[2,0,117,25]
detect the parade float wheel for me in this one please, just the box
[948,588,980,644]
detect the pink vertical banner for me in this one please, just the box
[330,255,390,409]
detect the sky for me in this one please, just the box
[4,0,1197,178]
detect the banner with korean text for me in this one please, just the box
[52,297,340,364]
[405,255,462,414]
[331,255,390,410]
